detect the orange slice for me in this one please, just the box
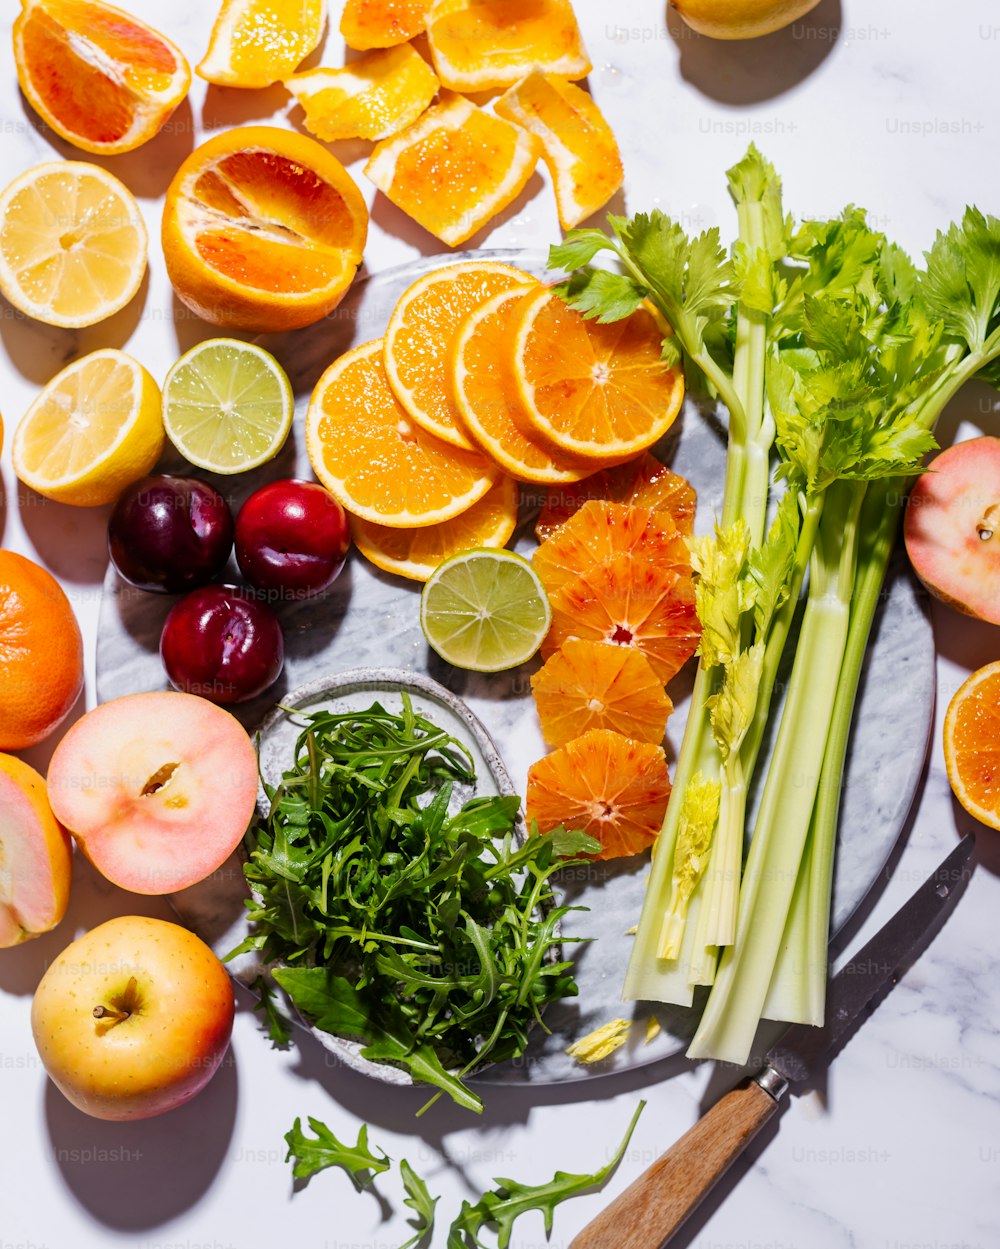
[285,44,438,142]
[543,555,700,685]
[384,260,535,450]
[533,500,690,596]
[364,91,541,248]
[536,454,698,541]
[426,0,591,92]
[13,0,191,155]
[306,338,497,527]
[527,728,670,860]
[351,475,518,581]
[944,661,1000,831]
[341,0,430,48]
[162,126,368,333]
[198,0,326,87]
[495,72,623,230]
[531,640,672,747]
[513,289,685,461]
[452,286,600,484]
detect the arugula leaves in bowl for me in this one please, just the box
[231,689,598,1114]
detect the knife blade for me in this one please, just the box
[569,834,976,1249]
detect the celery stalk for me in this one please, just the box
[687,480,865,1064]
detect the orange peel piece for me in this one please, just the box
[341,0,431,49]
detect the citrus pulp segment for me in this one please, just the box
[306,339,497,527]
[425,0,591,92]
[420,549,551,672]
[162,126,368,332]
[943,661,1000,831]
[531,640,672,747]
[13,0,191,154]
[535,453,698,541]
[285,45,439,142]
[526,728,670,860]
[198,0,326,87]
[533,500,691,595]
[13,350,163,507]
[543,555,700,684]
[364,92,541,248]
[0,161,147,328]
[341,0,430,48]
[384,260,535,450]
[451,286,599,484]
[162,339,293,475]
[350,476,518,581]
[513,289,685,459]
[495,72,623,229]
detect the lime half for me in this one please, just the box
[162,339,293,474]
[420,549,552,672]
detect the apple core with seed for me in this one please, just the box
[46,691,259,895]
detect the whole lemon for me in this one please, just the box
[671,0,822,39]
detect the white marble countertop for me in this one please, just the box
[1,2,998,1247]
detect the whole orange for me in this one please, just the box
[0,551,84,750]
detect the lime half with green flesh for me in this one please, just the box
[162,338,293,474]
[420,549,552,672]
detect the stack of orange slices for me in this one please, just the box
[306,260,686,582]
[525,464,701,861]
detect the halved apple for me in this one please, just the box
[46,692,259,895]
[904,436,1000,625]
[0,753,72,946]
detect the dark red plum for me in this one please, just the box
[109,475,234,594]
[160,585,284,705]
[235,479,350,599]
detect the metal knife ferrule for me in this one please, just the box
[754,1064,789,1102]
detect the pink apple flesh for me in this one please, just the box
[0,753,72,947]
[31,915,234,1120]
[904,436,1000,625]
[46,691,259,895]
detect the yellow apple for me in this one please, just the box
[0,752,72,946]
[31,915,234,1120]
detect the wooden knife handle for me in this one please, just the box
[570,1078,781,1249]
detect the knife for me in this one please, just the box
[569,833,976,1249]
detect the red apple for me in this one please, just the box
[46,691,259,895]
[0,753,72,947]
[904,436,1000,624]
[31,916,234,1121]
[235,478,350,598]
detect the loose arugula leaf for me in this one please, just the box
[447,1101,646,1248]
[284,1117,390,1190]
[398,1159,439,1249]
[251,975,292,1048]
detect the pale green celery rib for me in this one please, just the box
[622,665,721,1007]
[686,480,865,1064]
[691,758,745,952]
[763,479,897,1025]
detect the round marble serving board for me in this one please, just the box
[96,248,936,1086]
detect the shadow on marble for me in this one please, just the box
[44,1050,238,1230]
[17,483,111,586]
[369,193,461,260]
[665,0,843,105]
[17,92,196,199]
[201,83,290,132]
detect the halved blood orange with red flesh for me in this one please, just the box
[451,285,596,483]
[531,640,672,747]
[526,728,670,860]
[162,126,368,333]
[543,555,700,685]
[14,0,191,155]
[533,500,690,596]
[535,454,697,541]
